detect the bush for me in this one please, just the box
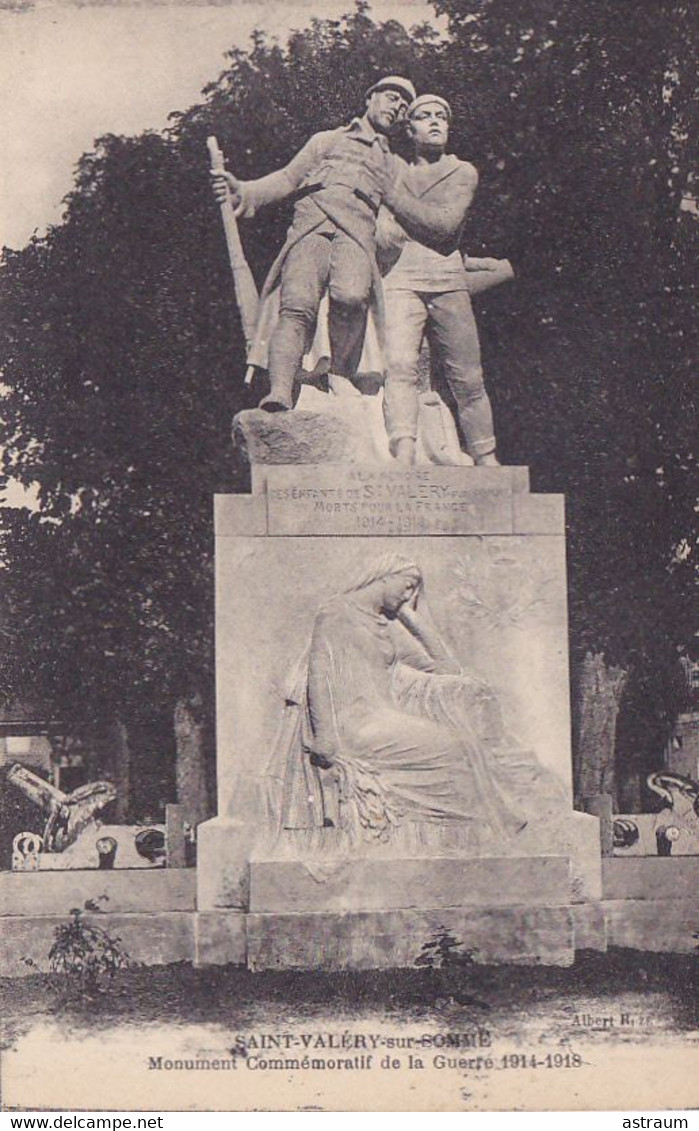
[48,900,132,992]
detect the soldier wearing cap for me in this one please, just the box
[379,94,500,466]
[212,76,416,411]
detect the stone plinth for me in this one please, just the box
[198,454,602,969]
[246,905,576,970]
[249,855,570,914]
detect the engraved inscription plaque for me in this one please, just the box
[264,465,523,536]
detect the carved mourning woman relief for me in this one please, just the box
[264,554,569,856]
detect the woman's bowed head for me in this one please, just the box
[343,553,461,674]
[350,554,422,616]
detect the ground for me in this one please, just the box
[1,950,698,1111]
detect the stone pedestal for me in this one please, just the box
[197,431,602,968]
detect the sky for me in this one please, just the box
[0,0,441,507]
[0,0,442,250]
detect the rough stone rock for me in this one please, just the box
[233,408,356,467]
[232,386,473,469]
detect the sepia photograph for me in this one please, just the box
[0,0,697,1114]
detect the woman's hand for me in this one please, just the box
[397,588,461,674]
[309,750,336,770]
[396,586,420,631]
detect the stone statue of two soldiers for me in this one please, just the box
[212,76,513,467]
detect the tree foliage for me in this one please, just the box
[426,0,698,803]
[1,0,696,814]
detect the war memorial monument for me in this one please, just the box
[195,80,604,971]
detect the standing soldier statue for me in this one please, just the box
[380,94,513,467]
[211,76,417,412]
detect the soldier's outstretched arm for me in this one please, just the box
[382,162,478,252]
[223,131,331,218]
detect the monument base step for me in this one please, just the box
[1,912,196,978]
[604,898,699,953]
[244,905,576,970]
[602,856,699,900]
[0,867,196,917]
[248,854,571,914]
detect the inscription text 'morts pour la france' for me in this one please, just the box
[263,466,517,536]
